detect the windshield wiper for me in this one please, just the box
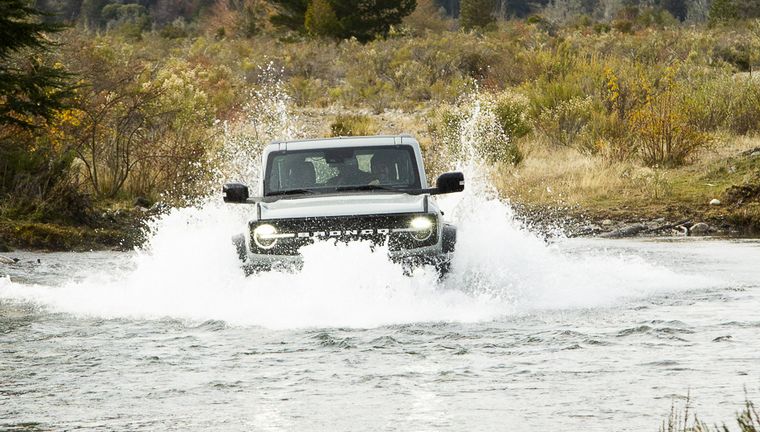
[335,185,404,192]
[267,189,317,196]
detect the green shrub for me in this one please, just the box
[427,97,523,165]
[535,97,595,148]
[524,77,585,119]
[330,114,377,136]
[727,78,760,135]
[580,111,635,159]
[681,73,760,135]
[287,76,326,107]
[494,92,532,140]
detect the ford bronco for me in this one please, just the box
[223,135,464,276]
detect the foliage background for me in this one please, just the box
[2,0,760,233]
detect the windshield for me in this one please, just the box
[264,145,421,196]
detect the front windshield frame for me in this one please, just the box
[263,145,421,196]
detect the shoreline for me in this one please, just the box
[513,202,760,239]
[0,204,757,254]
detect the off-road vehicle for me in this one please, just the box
[223,135,464,276]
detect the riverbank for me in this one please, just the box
[0,207,148,252]
[1,199,757,253]
[500,135,760,238]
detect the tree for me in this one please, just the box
[270,0,309,31]
[305,0,341,36]
[0,1,80,222]
[0,0,72,131]
[460,0,495,30]
[272,0,417,41]
[660,0,687,21]
[79,0,107,29]
[709,0,738,24]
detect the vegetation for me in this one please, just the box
[3,0,760,249]
[330,114,377,137]
[662,396,760,432]
[460,0,496,31]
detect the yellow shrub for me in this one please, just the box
[330,114,377,136]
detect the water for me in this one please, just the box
[2,220,759,431]
[2,91,759,430]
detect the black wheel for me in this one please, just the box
[435,224,456,280]
[441,224,456,253]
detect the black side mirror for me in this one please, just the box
[223,182,249,203]
[435,172,465,194]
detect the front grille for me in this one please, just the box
[249,213,438,255]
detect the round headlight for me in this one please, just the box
[253,224,278,249]
[409,216,433,241]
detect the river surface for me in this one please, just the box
[1,235,759,431]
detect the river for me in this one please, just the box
[2,225,759,430]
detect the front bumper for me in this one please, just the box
[243,243,448,272]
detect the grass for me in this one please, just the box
[0,218,144,252]
[493,135,760,230]
[662,396,760,432]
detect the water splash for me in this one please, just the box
[212,63,304,189]
[0,89,715,329]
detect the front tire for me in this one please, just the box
[436,224,457,280]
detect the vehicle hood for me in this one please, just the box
[259,193,426,220]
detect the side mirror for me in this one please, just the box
[435,172,465,194]
[223,182,249,203]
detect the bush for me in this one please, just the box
[535,97,595,148]
[573,110,634,159]
[727,77,760,135]
[630,83,711,167]
[494,91,532,139]
[330,114,377,136]
[427,96,523,165]
[524,77,585,119]
[287,76,327,107]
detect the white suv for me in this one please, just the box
[223,135,464,276]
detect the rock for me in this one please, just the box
[133,196,151,208]
[0,240,10,253]
[709,198,721,206]
[724,183,760,205]
[0,255,19,265]
[689,222,711,236]
[601,219,614,226]
[149,202,169,214]
[577,224,602,235]
[599,223,647,238]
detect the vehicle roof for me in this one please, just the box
[265,135,419,152]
